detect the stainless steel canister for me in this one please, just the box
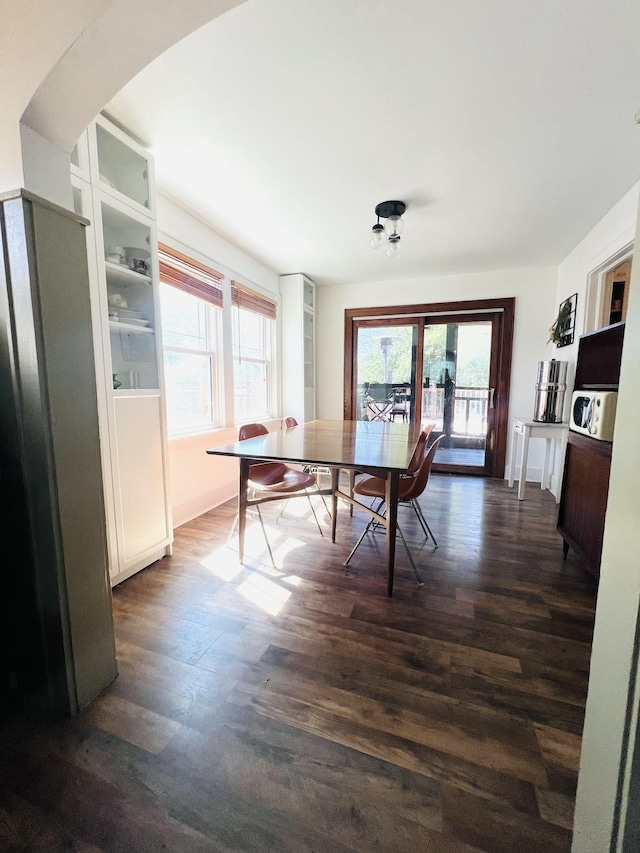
[533,360,568,423]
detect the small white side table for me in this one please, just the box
[508,418,569,502]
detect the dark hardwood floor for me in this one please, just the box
[0,475,597,852]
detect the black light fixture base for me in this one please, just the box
[375,200,406,219]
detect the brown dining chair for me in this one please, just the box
[345,433,445,585]
[281,415,330,516]
[231,422,323,566]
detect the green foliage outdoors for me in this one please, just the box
[357,323,490,388]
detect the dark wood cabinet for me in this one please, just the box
[557,432,612,579]
[557,322,624,579]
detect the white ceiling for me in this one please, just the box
[106,0,640,286]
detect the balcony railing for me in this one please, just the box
[422,385,489,437]
[357,383,489,437]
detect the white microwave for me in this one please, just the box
[570,390,618,442]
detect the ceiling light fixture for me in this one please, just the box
[369,200,406,257]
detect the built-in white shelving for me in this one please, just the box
[72,114,172,587]
[280,273,316,424]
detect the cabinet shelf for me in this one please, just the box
[281,274,316,423]
[105,260,151,287]
[109,321,154,334]
[113,388,160,396]
[73,115,171,589]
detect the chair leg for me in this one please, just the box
[344,515,376,565]
[316,484,330,519]
[228,509,239,543]
[396,521,424,586]
[411,499,438,548]
[277,489,328,530]
[255,505,277,568]
[306,490,324,537]
[344,497,385,565]
[409,498,430,539]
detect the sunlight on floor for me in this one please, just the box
[277,496,328,522]
[238,571,292,616]
[269,528,306,564]
[197,518,306,615]
[199,544,244,581]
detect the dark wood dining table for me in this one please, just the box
[206,419,423,595]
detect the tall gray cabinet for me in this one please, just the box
[0,189,117,715]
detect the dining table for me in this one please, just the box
[206,419,423,595]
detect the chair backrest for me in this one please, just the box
[402,434,445,501]
[366,382,393,402]
[283,416,298,429]
[239,422,268,441]
[406,423,435,475]
[239,422,288,483]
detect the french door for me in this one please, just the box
[344,299,514,477]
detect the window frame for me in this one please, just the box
[231,301,277,424]
[160,282,224,437]
[158,241,279,436]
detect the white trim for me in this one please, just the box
[584,241,634,334]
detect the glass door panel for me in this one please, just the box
[423,320,492,470]
[355,323,418,422]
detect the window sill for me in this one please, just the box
[168,425,237,451]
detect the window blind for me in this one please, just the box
[231,280,277,320]
[158,242,223,308]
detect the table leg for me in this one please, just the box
[331,467,339,543]
[238,458,250,564]
[518,426,530,501]
[542,438,551,491]
[349,468,355,517]
[385,470,400,597]
[508,427,517,488]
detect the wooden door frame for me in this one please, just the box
[343,298,515,478]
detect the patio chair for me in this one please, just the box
[363,383,394,421]
[390,388,409,422]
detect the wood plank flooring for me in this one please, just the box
[0,475,597,852]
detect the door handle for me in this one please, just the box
[489,388,495,409]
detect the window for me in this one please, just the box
[159,246,278,434]
[231,280,276,422]
[159,244,224,435]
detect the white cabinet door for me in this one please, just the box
[113,394,170,574]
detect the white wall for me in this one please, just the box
[156,191,281,528]
[316,266,559,485]
[0,0,112,190]
[569,188,640,852]
[554,181,639,409]
[19,124,74,209]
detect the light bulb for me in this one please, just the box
[369,223,384,249]
[385,236,401,257]
[383,214,404,237]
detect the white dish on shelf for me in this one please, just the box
[123,246,150,260]
[116,311,146,321]
[105,260,151,282]
[120,317,151,327]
